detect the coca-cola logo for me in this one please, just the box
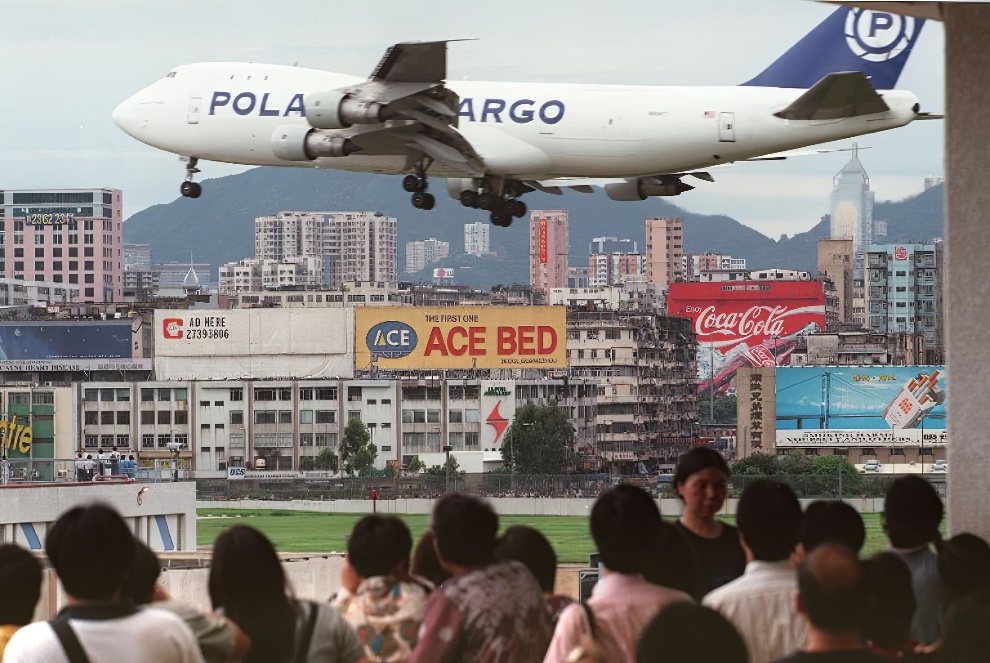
[694,305,788,342]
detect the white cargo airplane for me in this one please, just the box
[113,6,936,227]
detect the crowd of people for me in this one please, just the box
[0,446,987,662]
[73,448,137,481]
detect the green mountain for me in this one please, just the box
[123,167,944,288]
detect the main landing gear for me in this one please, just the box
[403,174,435,211]
[458,188,527,228]
[179,157,202,199]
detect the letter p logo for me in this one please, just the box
[869,12,894,37]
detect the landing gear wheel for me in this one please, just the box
[412,192,436,210]
[490,212,512,227]
[402,175,426,193]
[509,200,527,218]
[476,192,497,211]
[180,181,202,199]
[459,190,478,208]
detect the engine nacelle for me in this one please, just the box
[604,178,693,201]
[271,125,360,161]
[446,178,478,200]
[305,90,393,130]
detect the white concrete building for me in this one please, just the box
[324,212,397,286]
[405,238,450,274]
[464,222,492,256]
[0,278,80,308]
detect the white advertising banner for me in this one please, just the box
[776,429,948,447]
[479,380,515,451]
[154,309,354,380]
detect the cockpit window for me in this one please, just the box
[165,71,176,78]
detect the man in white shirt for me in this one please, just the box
[703,479,806,663]
[4,503,205,663]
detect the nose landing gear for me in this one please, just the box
[179,157,202,199]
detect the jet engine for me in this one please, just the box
[446,178,477,200]
[271,125,360,162]
[305,90,394,130]
[604,177,694,201]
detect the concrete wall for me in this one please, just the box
[1,481,197,552]
[197,497,887,518]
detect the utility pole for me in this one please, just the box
[709,341,715,423]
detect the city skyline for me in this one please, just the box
[0,1,943,240]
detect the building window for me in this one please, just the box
[85,411,98,425]
[255,411,277,424]
[100,411,114,425]
[230,389,243,401]
[116,411,130,425]
[157,434,171,448]
[140,411,155,425]
[315,410,336,424]
[278,411,292,424]
[315,388,337,400]
[230,411,244,425]
[157,411,171,425]
[140,388,154,402]
[142,434,155,449]
[449,410,463,423]
[300,410,313,424]
[158,389,171,401]
[174,410,188,425]
[300,388,313,400]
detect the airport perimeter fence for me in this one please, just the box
[195,471,944,502]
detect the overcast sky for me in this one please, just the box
[0,0,943,239]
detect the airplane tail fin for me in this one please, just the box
[741,7,924,90]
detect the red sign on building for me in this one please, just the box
[667,281,827,391]
[539,219,548,264]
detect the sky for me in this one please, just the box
[0,0,944,240]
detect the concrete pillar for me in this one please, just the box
[945,5,990,539]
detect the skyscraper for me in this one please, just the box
[323,212,397,286]
[529,210,569,292]
[254,212,326,285]
[830,145,874,324]
[645,217,683,288]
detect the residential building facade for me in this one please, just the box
[464,222,492,256]
[645,217,683,288]
[529,210,569,292]
[324,212,397,285]
[404,238,450,274]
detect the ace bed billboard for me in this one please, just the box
[355,306,566,370]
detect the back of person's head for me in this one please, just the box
[642,522,701,599]
[798,544,870,633]
[347,515,413,579]
[861,552,916,650]
[674,447,730,498]
[46,503,134,601]
[800,500,866,554]
[591,484,662,574]
[431,493,498,568]
[0,545,43,626]
[410,529,451,587]
[939,533,990,610]
[496,525,557,593]
[939,588,990,663]
[209,526,294,663]
[884,475,943,549]
[120,540,161,605]
[637,602,748,663]
[736,479,802,561]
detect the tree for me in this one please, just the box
[299,457,315,471]
[698,394,737,424]
[407,455,427,474]
[500,402,575,475]
[731,452,779,476]
[314,447,338,473]
[339,417,377,476]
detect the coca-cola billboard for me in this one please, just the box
[668,281,827,392]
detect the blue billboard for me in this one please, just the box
[0,322,133,360]
[776,366,947,431]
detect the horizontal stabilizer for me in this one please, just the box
[774,72,889,121]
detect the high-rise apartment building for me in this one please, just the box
[464,222,491,256]
[817,238,854,324]
[256,212,325,261]
[865,242,944,363]
[589,237,637,254]
[645,217,683,288]
[405,238,450,274]
[0,188,123,302]
[682,252,746,280]
[529,210,569,292]
[588,252,644,287]
[324,212,397,286]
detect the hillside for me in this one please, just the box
[123,167,944,288]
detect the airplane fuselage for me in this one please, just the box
[114,62,920,180]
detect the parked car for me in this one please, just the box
[931,460,948,472]
[863,459,882,472]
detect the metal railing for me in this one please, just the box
[0,457,194,485]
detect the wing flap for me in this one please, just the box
[773,71,890,121]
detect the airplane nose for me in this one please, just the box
[112,96,142,137]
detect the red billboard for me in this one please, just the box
[667,281,826,392]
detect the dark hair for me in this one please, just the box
[431,493,499,567]
[209,526,296,663]
[861,552,916,649]
[939,588,990,663]
[939,533,990,611]
[0,545,43,625]
[347,515,413,579]
[642,523,701,600]
[120,540,161,605]
[46,503,134,601]
[884,476,943,549]
[736,479,802,561]
[410,529,451,587]
[673,447,730,499]
[497,525,557,593]
[591,485,663,574]
[800,500,866,553]
[637,603,748,663]
[798,544,870,633]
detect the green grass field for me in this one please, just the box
[197,509,891,564]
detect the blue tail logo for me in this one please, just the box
[742,7,925,90]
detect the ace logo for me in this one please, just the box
[163,318,184,339]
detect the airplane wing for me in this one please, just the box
[308,40,486,176]
[773,71,889,121]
